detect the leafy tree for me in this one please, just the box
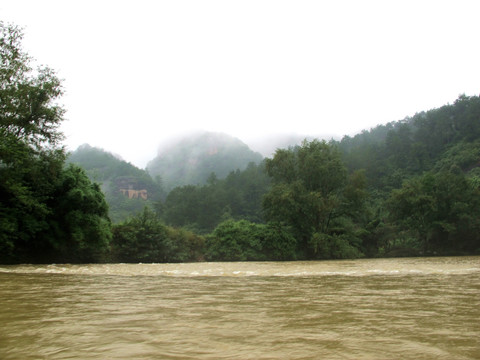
[0,148,66,262]
[205,219,296,261]
[388,169,480,254]
[1,158,111,263]
[163,185,206,230]
[222,162,270,223]
[433,140,480,173]
[111,207,204,262]
[44,165,111,262]
[0,22,64,151]
[161,161,270,233]
[263,139,365,258]
[0,22,112,263]
[163,226,205,262]
[0,22,66,262]
[258,222,297,260]
[111,207,168,262]
[309,233,363,259]
[205,220,262,261]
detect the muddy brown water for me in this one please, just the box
[1,257,479,359]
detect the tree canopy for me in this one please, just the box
[263,140,367,259]
[0,22,111,263]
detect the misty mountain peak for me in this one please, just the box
[147,131,263,191]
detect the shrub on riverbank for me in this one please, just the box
[205,220,297,261]
[111,207,204,263]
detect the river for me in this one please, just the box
[1,257,479,359]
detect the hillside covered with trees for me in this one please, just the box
[68,144,164,223]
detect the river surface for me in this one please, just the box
[1,257,479,359]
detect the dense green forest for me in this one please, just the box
[68,144,165,223]
[1,21,480,264]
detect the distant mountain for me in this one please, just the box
[68,144,164,223]
[147,132,264,191]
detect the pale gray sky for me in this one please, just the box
[2,0,480,167]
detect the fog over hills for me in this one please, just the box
[147,132,264,191]
[151,130,337,160]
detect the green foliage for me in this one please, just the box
[434,140,480,173]
[259,222,297,260]
[0,149,65,262]
[309,233,363,259]
[68,144,165,223]
[111,207,168,262]
[331,94,480,257]
[0,22,112,263]
[222,162,271,223]
[263,139,366,259]
[111,207,204,263]
[163,185,221,232]
[205,220,296,261]
[45,165,112,262]
[205,220,263,261]
[164,227,205,262]
[162,162,270,233]
[338,94,480,192]
[0,22,64,151]
[387,169,480,254]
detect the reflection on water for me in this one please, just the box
[1,257,479,359]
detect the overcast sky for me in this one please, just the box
[2,0,480,167]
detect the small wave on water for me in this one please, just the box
[1,256,479,277]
